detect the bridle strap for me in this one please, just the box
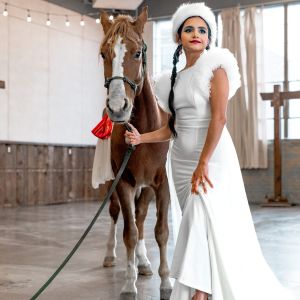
[104,76,139,93]
[104,40,147,95]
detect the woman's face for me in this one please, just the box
[178,17,209,54]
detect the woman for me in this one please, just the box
[125,3,292,300]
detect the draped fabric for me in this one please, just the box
[92,138,114,189]
[221,7,268,168]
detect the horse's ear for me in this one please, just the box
[100,10,112,34]
[134,6,148,35]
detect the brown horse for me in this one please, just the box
[99,7,172,300]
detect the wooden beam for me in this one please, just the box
[260,84,300,207]
[0,80,5,89]
[261,91,300,101]
[281,91,300,99]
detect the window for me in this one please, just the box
[287,3,300,139]
[153,20,186,77]
[262,5,284,139]
[262,3,300,139]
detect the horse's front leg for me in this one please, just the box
[103,190,120,267]
[135,187,154,276]
[117,180,138,300]
[154,174,172,300]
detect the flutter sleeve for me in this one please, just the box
[153,72,172,114]
[195,47,241,100]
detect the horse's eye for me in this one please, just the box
[101,52,105,59]
[134,51,141,59]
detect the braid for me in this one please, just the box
[168,44,182,138]
[167,17,211,137]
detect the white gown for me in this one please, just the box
[154,47,293,300]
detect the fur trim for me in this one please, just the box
[172,2,217,47]
[192,47,241,100]
[153,48,241,112]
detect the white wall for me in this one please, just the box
[143,21,154,78]
[0,0,106,145]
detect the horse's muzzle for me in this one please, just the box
[106,97,132,123]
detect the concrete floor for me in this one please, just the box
[0,201,300,300]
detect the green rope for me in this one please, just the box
[30,144,135,300]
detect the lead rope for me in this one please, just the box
[30,124,135,300]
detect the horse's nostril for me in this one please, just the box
[106,99,114,113]
[123,98,129,110]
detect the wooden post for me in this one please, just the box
[0,80,5,89]
[260,85,300,207]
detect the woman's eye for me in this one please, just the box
[199,29,207,34]
[184,28,192,33]
[100,52,105,59]
[134,51,141,59]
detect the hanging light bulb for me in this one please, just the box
[3,3,8,17]
[96,17,100,24]
[46,14,51,26]
[109,15,114,21]
[27,9,31,22]
[65,15,70,27]
[80,15,85,26]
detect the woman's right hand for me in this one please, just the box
[124,124,142,145]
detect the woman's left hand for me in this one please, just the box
[124,124,142,145]
[191,162,213,194]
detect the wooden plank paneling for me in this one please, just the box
[0,142,99,207]
[0,144,17,169]
[16,170,25,205]
[4,171,17,207]
[0,171,5,207]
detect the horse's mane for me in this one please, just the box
[101,15,139,56]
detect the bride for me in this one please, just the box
[125,3,292,299]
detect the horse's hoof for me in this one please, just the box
[103,256,116,267]
[160,278,172,300]
[138,264,153,276]
[119,292,137,300]
[160,287,172,300]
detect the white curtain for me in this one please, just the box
[220,6,268,169]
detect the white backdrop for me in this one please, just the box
[0,0,105,145]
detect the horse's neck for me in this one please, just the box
[131,73,162,132]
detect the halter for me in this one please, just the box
[104,41,147,94]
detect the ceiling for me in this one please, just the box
[47,0,298,20]
[93,0,143,10]
[46,0,140,18]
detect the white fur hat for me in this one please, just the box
[171,2,217,47]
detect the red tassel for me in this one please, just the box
[91,113,113,139]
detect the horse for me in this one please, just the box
[99,6,172,300]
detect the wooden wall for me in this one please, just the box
[0,142,100,207]
[242,140,300,205]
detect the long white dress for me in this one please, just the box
[154,47,293,300]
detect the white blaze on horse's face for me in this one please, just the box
[107,36,132,122]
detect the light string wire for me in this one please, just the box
[0,0,102,25]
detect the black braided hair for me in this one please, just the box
[167,17,212,137]
[168,43,182,138]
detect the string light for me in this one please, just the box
[109,15,114,21]
[26,9,31,22]
[65,15,70,27]
[80,15,85,26]
[1,2,104,27]
[2,2,8,16]
[46,13,51,26]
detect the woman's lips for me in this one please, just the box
[190,40,201,44]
